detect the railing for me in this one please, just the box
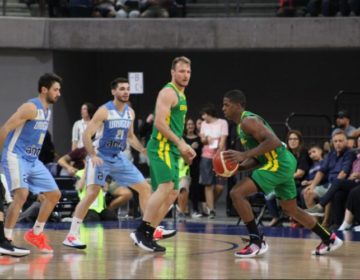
[285,112,333,147]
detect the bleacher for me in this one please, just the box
[186,0,279,17]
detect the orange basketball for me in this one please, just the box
[212,151,239,177]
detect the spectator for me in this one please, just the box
[140,0,172,17]
[72,103,95,150]
[177,157,190,222]
[92,0,117,17]
[303,130,355,227]
[286,130,311,205]
[199,104,228,219]
[116,0,141,17]
[338,184,360,231]
[57,147,87,177]
[300,145,324,189]
[306,136,359,228]
[332,109,357,148]
[75,170,132,221]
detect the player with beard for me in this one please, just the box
[0,73,62,254]
[131,56,196,252]
[63,77,176,249]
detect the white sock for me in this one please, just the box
[338,221,351,231]
[33,221,45,235]
[69,217,83,236]
[4,228,13,240]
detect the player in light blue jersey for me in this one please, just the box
[63,77,176,249]
[0,73,62,255]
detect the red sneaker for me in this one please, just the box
[153,226,176,241]
[24,229,53,254]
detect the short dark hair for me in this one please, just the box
[224,89,246,108]
[38,73,62,93]
[200,103,217,118]
[111,77,129,90]
[171,56,191,70]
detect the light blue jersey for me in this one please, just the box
[4,97,50,162]
[94,101,132,157]
[1,97,57,193]
[87,101,144,188]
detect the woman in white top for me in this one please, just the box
[71,102,96,150]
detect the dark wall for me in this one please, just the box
[53,49,360,154]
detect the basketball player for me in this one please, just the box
[0,73,62,253]
[63,77,175,249]
[222,89,343,257]
[130,56,196,252]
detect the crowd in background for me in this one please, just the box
[4,100,360,233]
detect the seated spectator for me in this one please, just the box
[140,0,172,17]
[75,170,132,221]
[286,130,310,203]
[92,0,117,17]
[338,185,360,231]
[299,145,324,207]
[177,157,190,222]
[18,193,60,223]
[306,136,359,226]
[332,109,357,148]
[116,0,141,17]
[303,130,355,226]
[57,147,87,177]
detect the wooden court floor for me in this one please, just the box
[1,223,360,279]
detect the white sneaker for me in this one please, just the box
[153,226,176,241]
[312,233,343,255]
[63,234,86,249]
[234,240,268,258]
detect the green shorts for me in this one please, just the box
[147,139,180,191]
[251,149,297,201]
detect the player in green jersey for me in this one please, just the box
[222,89,343,258]
[131,56,196,252]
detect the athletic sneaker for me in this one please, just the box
[0,239,30,257]
[191,211,202,218]
[153,226,176,241]
[24,229,53,254]
[234,240,268,258]
[306,204,325,217]
[63,234,87,249]
[130,231,166,252]
[312,233,343,256]
[209,210,216,219]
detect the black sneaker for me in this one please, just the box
[130,231,166,252]
[0,239,30,257]
[209,210,216,219]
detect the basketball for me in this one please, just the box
[212,151,239,177]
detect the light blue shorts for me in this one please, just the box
[1,151,58,194]
[86,153,145,188]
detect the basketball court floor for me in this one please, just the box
[1,217,360,279]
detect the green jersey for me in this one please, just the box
[149,82,187,155]
[237,111,286,170]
